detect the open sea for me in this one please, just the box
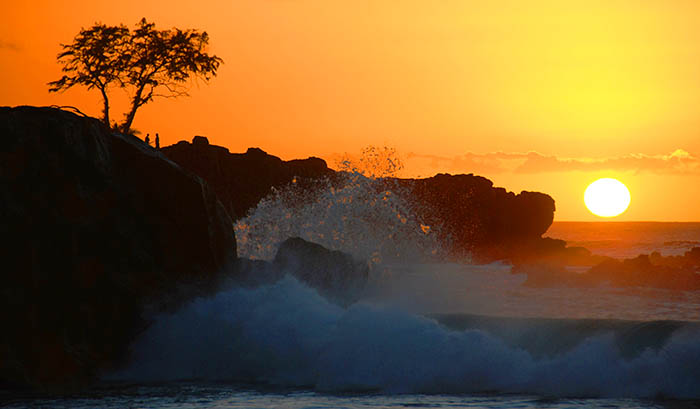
[6,218,700,408]
[546,221,700,259]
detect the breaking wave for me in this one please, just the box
[111,273,700,399]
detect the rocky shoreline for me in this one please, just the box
[2,106,699,390]
[161,135,558,263]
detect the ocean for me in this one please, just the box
[6,194,700,408]
[547,221,700,259]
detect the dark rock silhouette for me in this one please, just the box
[507,237,600,266]
[650,246,700,269]
[0,106,236,389]
[273,237,369,307]
[395,174,556,262]
[230,238,368,307]
[516,246,700,290]
[586,249,700,290]
[162,140,558,262]
[161,137,333,220]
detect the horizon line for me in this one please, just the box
[552,220,700,223]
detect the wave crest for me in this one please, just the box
[112,275,700,398]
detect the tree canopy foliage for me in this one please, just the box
[49,19,223,133]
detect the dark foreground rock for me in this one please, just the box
[0,107,236,389]
[161,137,333,220]
[273,237,369,307]
[232,238,368,307]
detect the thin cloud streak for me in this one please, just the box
[406,149,700,175]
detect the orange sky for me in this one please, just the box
[2,1,700,220]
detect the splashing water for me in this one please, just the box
[335,146,405,179]
[234,146,444,265]
[235,173,443,265]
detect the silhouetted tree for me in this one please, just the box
[119,19,223,133]
[49,19,223,134]
[48,24,130,128]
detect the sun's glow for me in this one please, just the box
[584,178,631,218]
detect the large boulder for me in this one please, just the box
[230,238,368,306]
[273,237,369,307]
[0,106,236,389]
[396,174,556,262]
[162,138,333,220]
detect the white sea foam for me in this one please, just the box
[111,273,700,398]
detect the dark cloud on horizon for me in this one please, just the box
[406,149,700,175]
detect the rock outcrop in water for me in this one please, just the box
[516,246,700,290]
[273,237,369,307]
[162,140,557,263]
[0,106,236,389]
[233,237,369,307]
[586,248,700,290]
[161,137,333,220]
[395,174,556,262]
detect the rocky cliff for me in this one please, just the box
[0,106,236,388]
[161,137,333,220]
[163,139,557,262]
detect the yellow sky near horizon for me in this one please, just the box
[2,1,700,220]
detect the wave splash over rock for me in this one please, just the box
[235,149,445,265]
[111,147,700,399]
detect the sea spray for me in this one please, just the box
[235,146,446,265]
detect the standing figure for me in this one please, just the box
[155,133,160,149]
[145,133,151,146]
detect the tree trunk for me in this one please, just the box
[121,86,145,134]
[99,88,111,129]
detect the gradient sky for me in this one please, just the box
[2,1,700,220]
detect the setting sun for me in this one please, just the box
[584,178,631,218]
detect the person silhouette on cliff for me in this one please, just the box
[155,133,160,149]
[145,133,150,146]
